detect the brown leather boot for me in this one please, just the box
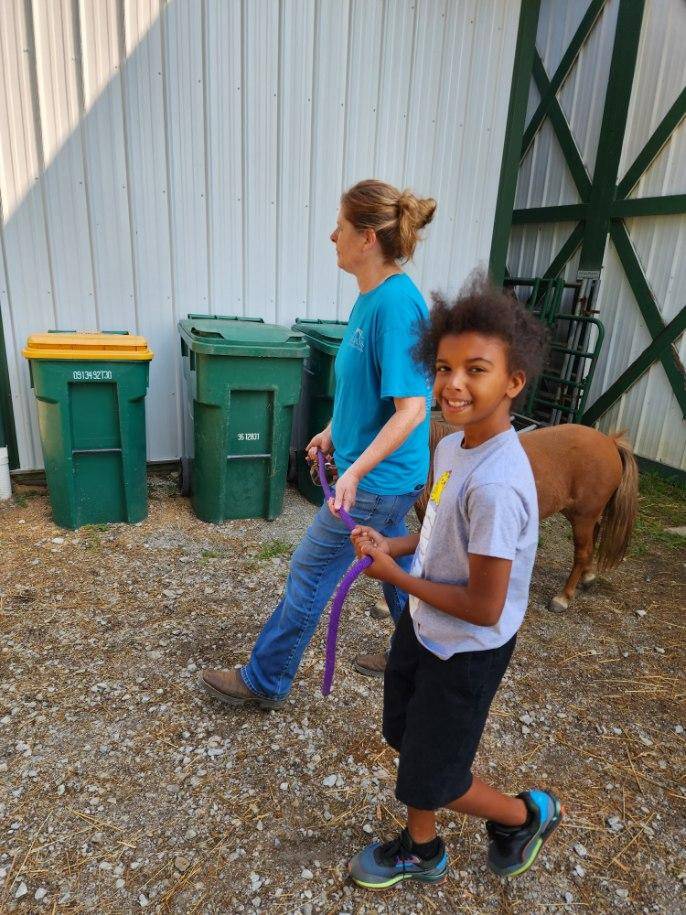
[368,598,390,620]
[353,651,389,678]
[199,668,284,710]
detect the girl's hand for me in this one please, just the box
[351,526,390,558]
[359,544,399,582]
[329,467,360,516]
[306,426,333,463]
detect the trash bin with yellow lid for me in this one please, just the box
[23,331,153,529]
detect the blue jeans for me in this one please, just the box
[241,486,420,700]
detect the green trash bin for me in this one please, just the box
[22,331,153,529]
[178,315,309,522]
[290,318,347,505]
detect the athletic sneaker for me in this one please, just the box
[348,828,447,890]
[486,790,562,878]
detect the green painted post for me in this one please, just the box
[489,0,541,286]
[578,0,645,272]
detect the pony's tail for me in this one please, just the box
[596,433,639,571]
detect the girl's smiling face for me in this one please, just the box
[434,332,526,439]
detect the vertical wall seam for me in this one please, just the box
[116,0,141,333]
[274,0,283,325]
[372,0,387,173]
[70,0,100,327]
[240,0,247,316]
[158,0,183,451]
[24,0,59,326]
[201,0,212,313]
[305,0,320,313]
[335,0,354,317]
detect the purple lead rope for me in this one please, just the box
[317,451,373,695]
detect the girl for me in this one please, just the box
[348,276,561,888]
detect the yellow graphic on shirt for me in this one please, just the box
[430,471,452,506]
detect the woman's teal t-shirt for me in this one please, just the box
[331,272,431,495]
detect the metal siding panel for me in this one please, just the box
[418,0,478,295]
[162,0,209,317]
[121,0,178,461]
[336,0,383,311]
[277,0,315,325]
[536,0,589,78]
[0,0,54,468]
[402,0,448,290]
[557,0,618,178]
[618,0,686,189]
[374,0,416,187]
[78,0,137,332]
[243,0,279,320]
[31,0,96,328]
[205,0,244,316]
[307,0,350,319]
[2,0,522,469]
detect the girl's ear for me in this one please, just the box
[507,370,526,402]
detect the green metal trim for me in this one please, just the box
[521,0,605,158]
[0,297,19,469]
[635,455,686,486]
[489,0,542,285]
[531,51,592,199]
[541,223,585,278]
[616,86,686,198]
[582,305,686,425]
[610,220,686,417]
[611,195,686,218]
[579,0,645,271]
[512,204,588,224]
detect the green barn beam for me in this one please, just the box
[531,51,592,200]
[612,195,686,218]
[521,0,606,158]
[489,0,542,285]
[578,0,645,271]
[512,204,588,224]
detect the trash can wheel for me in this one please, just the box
[179,457,192,496]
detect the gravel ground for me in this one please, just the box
[1,475,684,914]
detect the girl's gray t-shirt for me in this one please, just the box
[409,426,538,659]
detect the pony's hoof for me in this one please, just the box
[549,595,569,612]
[581,573,597,590]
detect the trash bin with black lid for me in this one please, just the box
[178,315,309,522]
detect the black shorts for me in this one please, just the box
[383,607,516,811]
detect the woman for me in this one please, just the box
[201,180,436,708]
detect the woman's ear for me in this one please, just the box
[362,227,377,251]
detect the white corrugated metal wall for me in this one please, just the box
[508,0,686,470]
[0,0,521,471]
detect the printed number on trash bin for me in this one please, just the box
[72,369,113,381]
[237,433,260,441]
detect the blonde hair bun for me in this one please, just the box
[341,179,437,263]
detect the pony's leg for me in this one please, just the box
[580,522,601,589]
[550,516,598,612]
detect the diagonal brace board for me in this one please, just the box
[583,305,686,425]
[608,221,686,419]
[521,0,606,159]
[531,51,592,200]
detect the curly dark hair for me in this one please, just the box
[414,270,549,410]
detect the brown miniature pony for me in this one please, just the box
[415,421,639,612]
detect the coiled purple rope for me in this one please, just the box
[317,450,373,695]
